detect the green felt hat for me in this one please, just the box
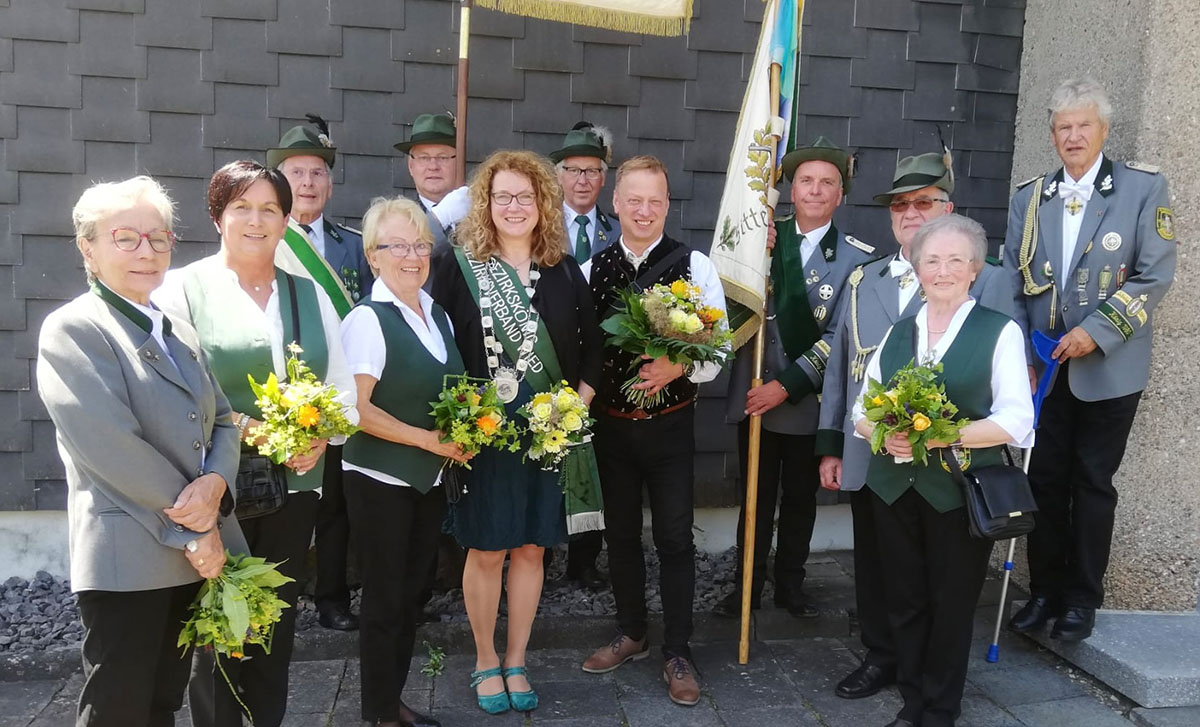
[394,113,457,153]
[267,116,336,169]
[780,136,852,192]
[873,151,955,205]
[549,122,612,164]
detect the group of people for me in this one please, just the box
[35,74,1174,727]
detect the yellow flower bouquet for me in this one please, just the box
[246,343,358,463]
[429,375,522,502]
[517,381,594,470]
[600,278,732,408]
[861,359,967,465]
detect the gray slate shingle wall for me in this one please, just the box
[0,0,1026,509]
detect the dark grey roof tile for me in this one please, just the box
[572,44,638,106]
[266,0,341,57]
[571,25,641,46]
[82,141,136,179]
[391,62,454,126]
[854,0,919,31]
[513,22,582,73]
[134,0,211,50]
[203,84,276,150]
[268,54,342,122]
[682,110,736,173]
[974,91,1018,123]
[332,27,404,92]
[455,3,525,39]
[849,89,911,148]
[1,40,81,109]
[956,63,1018,94]
[0,38,10,73]
[0,0,78,42]
[974,33,1022,71]
[330,0,404,29]
[138,48,213,114]
[804,0,868,58]
[68,10,146,79]
[951,119,1013,151]
[138,112,213,179]
[11,174,81,235]
[968,149,1015,180]
[336,90,399,155]
[686,0,756,53]
[12,239,82,302]
[7,107,84,173]
[465,98,518,161]
[513,71,579,134]
[18,385,47,422]
[903,62,968,121]
[156,176,215,242]
[961,4,1025,37]
[69,0,145,10]
[685,51,743,112]
[629,35,696,80]
[851,31,914,90]
[23,421,66,478]
[467,36,522,100]
[0,289,24,332]
[796,116,852,147]
[390,2,455,65]
[200,0,275,20]
[202,18,277,86]
[326,153,390,220]
[628,78,693,141]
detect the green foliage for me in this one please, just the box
[420,641,446,677]
[247,343,359,464]
[517,381,594,469]
[428,376,522,469]
[860,359,968,466]
[177,551,295,660]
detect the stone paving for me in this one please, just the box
[0,552,1180,726]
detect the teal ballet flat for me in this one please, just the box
[470,667,510,715]
[502,666,539,712]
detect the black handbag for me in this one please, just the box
[942,447,1038,541]
[234,447,288,520]
[233,273,303,520]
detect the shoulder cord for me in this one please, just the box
[1016,178,1058,330]
[848,267,876,382]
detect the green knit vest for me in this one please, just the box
[342,300,465,493]
[866,305,1009,513]
[182,264,329,492]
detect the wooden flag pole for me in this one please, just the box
[738,58,784,666]
[455,0,472,186]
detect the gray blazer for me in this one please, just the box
[37,290,246,593]
[726,223,877,436]
[420,199,452,255]
[564,206,620,259]
[1003,156,1176,402]
[817,256,1014,491]
[321,219,373,304]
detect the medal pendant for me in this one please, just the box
[494,369,520,404]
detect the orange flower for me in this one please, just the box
[296,405,320,428]
[476,411,501,435]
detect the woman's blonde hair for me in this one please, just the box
[72,176,176,282]
[457,150,566,267]
[360,196,433,275]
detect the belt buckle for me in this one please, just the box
[630,408,650,420]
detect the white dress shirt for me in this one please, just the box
[581,235,730,385]
[795,219,831,267]
[1059,154,1103,277]
[155,259,359,445]
[852,299,1034,448]
[564,203,598,257]
[340,279,452,488]
[298,214,326,259]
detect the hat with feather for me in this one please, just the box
[549,121,614,164]
[267,114,336,169]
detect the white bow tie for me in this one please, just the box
[889,257,913,278]
[1058,179,1094,202]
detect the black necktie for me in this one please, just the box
[299,223,313,235]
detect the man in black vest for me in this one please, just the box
[578,156,728,708]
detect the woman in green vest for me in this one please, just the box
[429,151,604,715]
[851,214,1033,727]
[155,161,358,727]
[339,197,470,727]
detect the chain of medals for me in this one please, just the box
[475,256,542,404]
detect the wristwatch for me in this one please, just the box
[683,362,696,378]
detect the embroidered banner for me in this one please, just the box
[476,0,693,37]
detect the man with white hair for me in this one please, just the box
[1003,78,1176,642]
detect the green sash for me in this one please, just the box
[453,248,604,534]
[772,221,821,363]
[282,223,354,319]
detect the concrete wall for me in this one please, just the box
[1010,0,1200,610]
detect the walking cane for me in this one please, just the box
[986,445,1032,663]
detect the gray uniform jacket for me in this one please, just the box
[726,222,877,436]
[322,219,372,304]
[37,291,247,593]
[816,257,1014,491]
[420,199,452,254]
[564,206,620,259]
[1002,156,1176,401]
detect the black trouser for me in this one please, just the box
[344,470,444,722]
[314,445,352,613]
[189,491,320,727]
[850,487,896,672]
[596,406,695,660]
[568,530,604,574]
[732,422,819,603]
[1027,366,1141,609]
[873,489,992,727]
[76,582,202,727]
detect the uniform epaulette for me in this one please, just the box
[336,222,362,235]
[1125,161,1161,174]
[844,235,875,254]
[1015,175,1043,190]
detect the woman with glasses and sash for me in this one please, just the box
[155,160,356,727]
[339,196,473,727]
[430,150,604,715]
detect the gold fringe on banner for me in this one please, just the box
[476,0,694,37]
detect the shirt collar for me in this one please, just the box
[370,277,434,317]
[795,219,832,246]
[90,279,172,338]
[564,203,598,227]
[1066,154,1104,187]
[619,235,664,265]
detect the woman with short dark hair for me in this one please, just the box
[156,160,356,727]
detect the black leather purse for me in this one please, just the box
[942,447,1038,541]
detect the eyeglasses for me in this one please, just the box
[410,154,456,166]
[491,192,537,207]
[919,256,973,272]
[561,166,604,181]
[110,227,176,253]
[376,241,433,258]
[889,197,948,213]
[283,167,329,181]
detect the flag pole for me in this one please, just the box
[739,57,784,666]
[455,0,472,186]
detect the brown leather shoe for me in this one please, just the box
[662,656,700,706]
[581,633,649,674]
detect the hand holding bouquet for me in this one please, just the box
[861,359,967,465]
[430,375,522,502]
[518,381,594,470]
[601,278,732,408]
[246,343,358,464]
[178,551,294,723]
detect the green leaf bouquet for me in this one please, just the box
[861,359,968,466]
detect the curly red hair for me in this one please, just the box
[457,150,566,267]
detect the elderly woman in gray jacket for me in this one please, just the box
[37,176,246,727]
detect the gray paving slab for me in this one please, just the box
[968,662,1089,708]
[0,678,60,723]
[1009,695,1135,727]
[620,694,723,727]
[1130,705,1200,727]
[720,704,824,727]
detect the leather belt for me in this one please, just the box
[602,399,692,421]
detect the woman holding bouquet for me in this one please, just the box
[852,214,1033,727]
[155,160,357,727]
[430,150,603,714]
[38,176,247,727]
[339,196,472,727]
